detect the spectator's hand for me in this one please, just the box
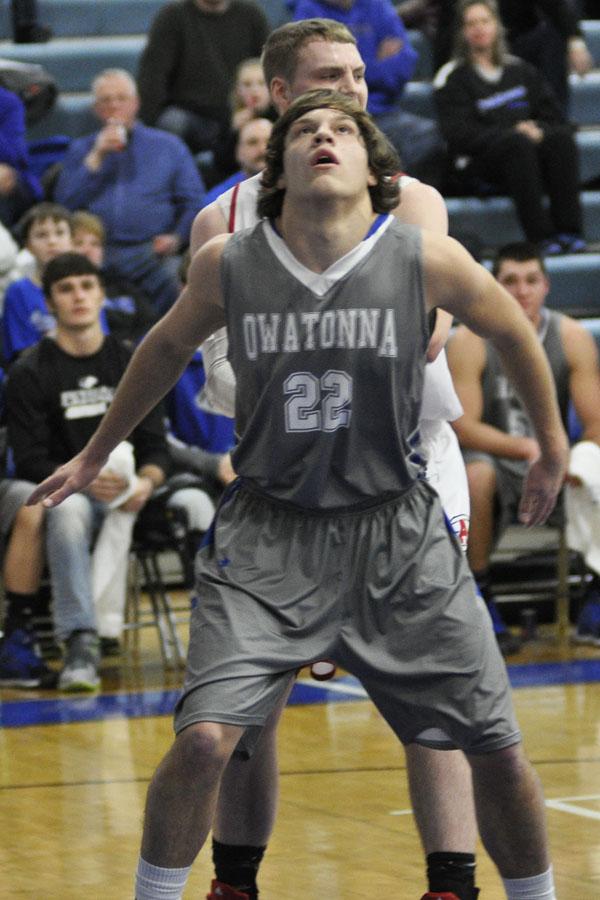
[86,122,127,170]
[153,234,180,256]
[217,453,236,486]
[568,38,593,77]
[514,121,543,143]
[377,36,404,60]
[87,469,129,503]
[119,475,155,513]
[0,163,18,195]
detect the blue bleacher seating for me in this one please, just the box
[448,192,600,247]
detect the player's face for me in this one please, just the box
[462,3,498,54]
[281,106,376,202]
[72,229,104,267]
[47,274,105,329]
[496,258,550,327]
[285,41,368,111]
[27,218,72,265]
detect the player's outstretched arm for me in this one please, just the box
[423,231,569,526]
[28,236,229,509]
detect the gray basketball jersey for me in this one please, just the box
[222,218,430,510]
[481,307,570,477]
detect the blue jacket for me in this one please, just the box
[291,0,417,115]
[55,122,205,245]
[0,87,42,202]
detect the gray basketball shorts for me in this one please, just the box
[174,480,520,754]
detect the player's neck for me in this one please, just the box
[277,198,376,273]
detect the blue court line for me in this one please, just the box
[2,659,600,728]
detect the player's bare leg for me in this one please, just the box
[469,745,551,878]
[406,744,479,899]
[140,722,243,867]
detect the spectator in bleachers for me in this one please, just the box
[71,211,158,344]
[0,478,53,688]
[2,202,73,363]
[447,241,600,648]
[10,0,50,43]
[395,0,439,39]
[202,117,273,206]
[54,69,205,316]
[0,85,43,229]
[434,0,586,255]
[136,0,270,158]
[434,0,593,111]
[213,57,278,179]
[290,0,447,186]
[5,252,172,692]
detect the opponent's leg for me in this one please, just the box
[209,678,294,898]
[406,744,479,900]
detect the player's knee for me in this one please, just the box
[174,722,236,770]
[468,742,531,785]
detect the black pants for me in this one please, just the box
[11,0,40,38]
[470,126,583,242]
[510,22,569,113]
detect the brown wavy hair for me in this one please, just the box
[257,90,401,220]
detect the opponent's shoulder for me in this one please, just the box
[190,203,228,255]
[393,178,448,234]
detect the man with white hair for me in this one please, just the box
[55,69,205,315]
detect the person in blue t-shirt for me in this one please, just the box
[2,203,72,363]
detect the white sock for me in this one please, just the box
[135,857,192,899]
[502,865,556,899]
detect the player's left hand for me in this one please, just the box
[518,448,568,526]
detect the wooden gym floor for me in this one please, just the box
[1,599,600,899]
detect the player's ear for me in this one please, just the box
[367,169,377,187]
[270,77,291,113]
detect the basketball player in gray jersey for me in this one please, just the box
[192,20,479,900]
[30,92,567,900]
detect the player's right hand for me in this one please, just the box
[27,452,107,509]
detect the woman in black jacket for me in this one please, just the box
[434,0,586,254]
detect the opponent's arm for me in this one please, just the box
[28,236,229,508]
[190,199,237,417]
[396,179,452,361]
[423,231,569,524]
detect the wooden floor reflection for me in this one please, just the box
[1,610,600,899]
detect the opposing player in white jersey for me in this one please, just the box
[189,20,477,900]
